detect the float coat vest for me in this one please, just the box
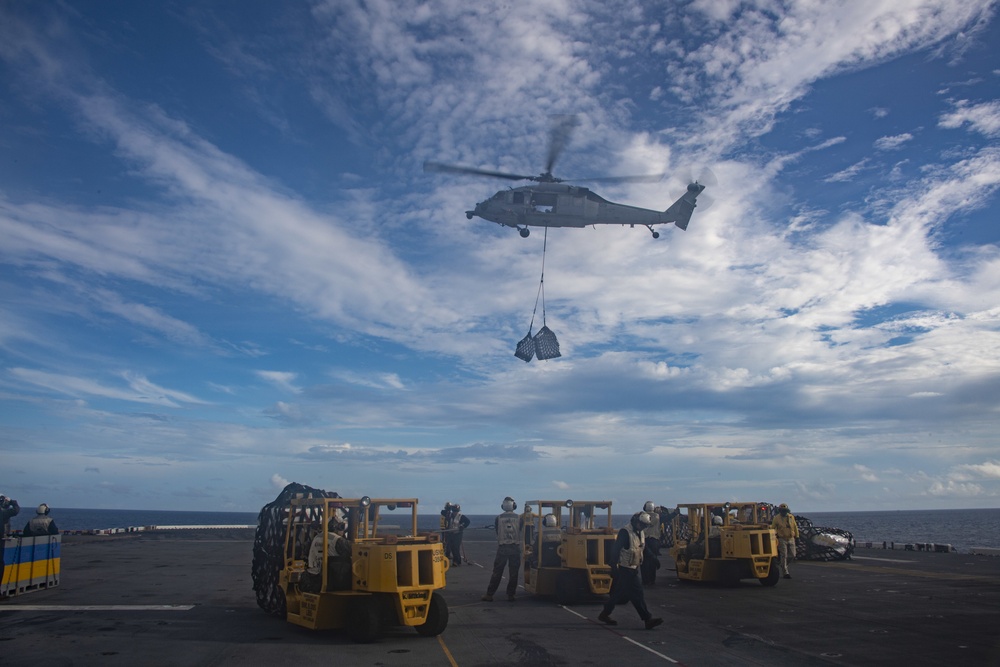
[495,511,520,546]
[618,526,645,569]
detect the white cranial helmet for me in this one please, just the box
[636,512,652,528]
[543,514,557,528]
[38,503,50,515]
[501,497,516,512]
[643,501,655,513]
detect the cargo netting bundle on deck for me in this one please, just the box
[251,482,340,617]
[795,516,856,561]
[757,502,855,562]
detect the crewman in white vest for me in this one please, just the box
[482,496,522,602]
[598,512,663,629]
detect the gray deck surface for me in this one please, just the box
[2,526,998,666]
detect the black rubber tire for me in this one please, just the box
[275,586,287,619]
[347,596,382,644]
[416,591,449,637]
[761,558,781,587]
[519,228,530,238]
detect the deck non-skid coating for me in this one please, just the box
[1,527,998,666]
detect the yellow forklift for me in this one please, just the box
[278,496,449,642]
[521,499,616,604]
[669,502,780,586]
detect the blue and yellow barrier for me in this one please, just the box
[1,534,61,597]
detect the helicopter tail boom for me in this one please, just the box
[663,182,706,231]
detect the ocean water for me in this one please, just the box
[39,507,1000,553]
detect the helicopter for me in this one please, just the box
[424,116,713,239]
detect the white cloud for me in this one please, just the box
[939,99,1000,137]
[949,460,1000,481]
[854,464,880,482]
[8,368,205,407]
[256,371,301,394]
[824,159,871,182]
[874,133,914,150]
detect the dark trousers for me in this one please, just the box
[486,543,521,597]
[446,532,464,565]
[641,537,661,585]
[602,566,651,620]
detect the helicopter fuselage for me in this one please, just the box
[465,182,703,238]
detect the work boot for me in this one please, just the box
[507,594,516,601]
[481,593,493,602]
[597,611,617,625]
[644,617,663,630]
[783,573,791,579]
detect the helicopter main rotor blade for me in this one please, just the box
[423,161,534,181]
[573,173,667,184]
[544,114,580,176]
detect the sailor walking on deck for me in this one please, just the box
[772,503,799,579]
[599,512,663,629]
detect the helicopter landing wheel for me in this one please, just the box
[519,227,530,238]
[466,212,474,220]
[646,225,660,239]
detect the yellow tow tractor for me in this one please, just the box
[669,502,780,586]
[279,496,449,643]
[521,499,616,605]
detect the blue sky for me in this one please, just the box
[2,1,999,515]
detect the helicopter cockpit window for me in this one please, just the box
[512,192,525,204]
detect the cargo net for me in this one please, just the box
[757,502,855,562]
[251,482,340,616]
[515,227,561,362]
[795,516,856,561]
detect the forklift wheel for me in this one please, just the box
[416,592,449,637]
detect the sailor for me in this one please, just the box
[0,494,18,538]
[1,494,20,600]
[440,501,453,541]
[771,503,800,579]
[520,503,536,547]
[482,496,521,602]
[22,503,59,536]
[598,512,663,630]
[301,519,350,593]
[446,503,470,566]
[640,501,663,586]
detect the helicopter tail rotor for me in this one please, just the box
[665,169,715,230]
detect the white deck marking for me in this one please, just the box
[851,556,916,564]
[1,605,195,611]
[623,636,680,663]
[560,605,680,663]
